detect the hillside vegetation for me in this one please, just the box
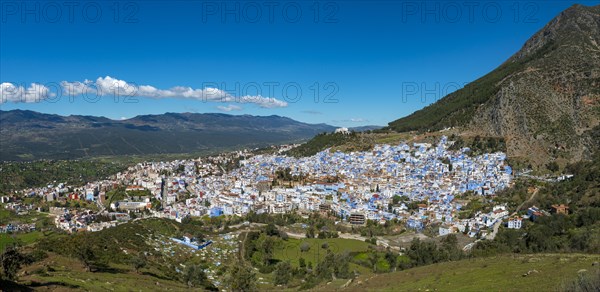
[340,254,600,292]
[388,4,600,165]
[285,132,366,157]
[388,47,537,132]
[0,110,335,161]
[0,160,127,193]
[284,131,424,158]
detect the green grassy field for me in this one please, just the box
[19,253,195,291]
[1,230,66,254]
[0,205,16,221]
[273,238,371,267]
[0,231,44,247]
[340,253,600,291]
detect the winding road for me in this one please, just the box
[464,188,539,249]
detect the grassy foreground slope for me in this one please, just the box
[16,253,192,291]
[340,253,600,292]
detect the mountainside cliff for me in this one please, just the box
[389,4,600,164]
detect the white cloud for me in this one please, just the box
[0,82,55,103]
[217,104,243,112]
[59,76,288,108]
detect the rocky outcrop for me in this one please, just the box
[471,4,600,163]
[388,4,600,165]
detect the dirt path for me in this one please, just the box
[468,188,539,245]
[513,188,538,216]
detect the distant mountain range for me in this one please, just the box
[5,5,597,164]
[0,110,339,161]
[388,4,600,164]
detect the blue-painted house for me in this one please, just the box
[210,207,223,217]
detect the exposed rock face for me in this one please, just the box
[388,4,600,164]
[472,4,600,163]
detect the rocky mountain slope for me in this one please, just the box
[0,110,336,161]
[388,4,600,165]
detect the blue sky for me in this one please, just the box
[0,0,594,127]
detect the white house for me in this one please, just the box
[439,224,453,236]
[507,217,522,229]
[334,127,350,134]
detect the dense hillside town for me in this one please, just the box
[3,136,514,239]
[3,2,600,291]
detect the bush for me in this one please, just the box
[558,269,600,292]
[375,258,391,273]
[28,249,48,262]
[273,261,293,285]
[546,161,560,172]
[300,242,311,253]
[182,264,215,290]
